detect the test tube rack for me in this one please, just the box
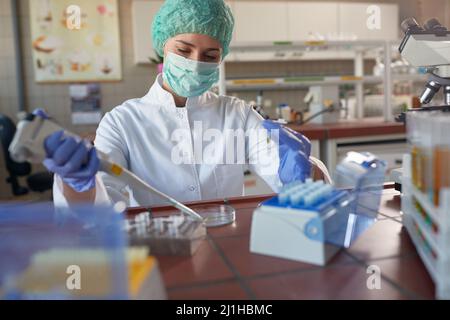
[402,157,450,299]
[402,112,450,299]
[250,179,347,266]
[126,212,206,256]
[250,152,385,267]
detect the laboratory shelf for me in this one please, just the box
[219,39,424,121]
[228,40,394,53]
[225,75,378,92]
[225,74,428,92]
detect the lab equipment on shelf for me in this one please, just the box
[276,103,292,122]
[399,17,450,108]
[303,85,340,124]
[250,151,386,266]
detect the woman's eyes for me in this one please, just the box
[177,48,190,54]
[176,48,218,61]
[204,55,218,61]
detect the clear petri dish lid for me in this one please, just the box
[188,204,236,228]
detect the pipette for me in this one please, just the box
[8,113,203,222]
[97,151,203,221]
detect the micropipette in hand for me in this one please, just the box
[8,112,204,222]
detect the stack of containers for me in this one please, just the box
[402,111,450,299]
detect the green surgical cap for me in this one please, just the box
[152,0,234,58]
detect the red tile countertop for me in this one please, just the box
[127,187,435,300]
[288,118,406,140]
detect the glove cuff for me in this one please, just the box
[63,176,96,193]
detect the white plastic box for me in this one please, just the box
[250,152,386,266]
[250,203,341,265]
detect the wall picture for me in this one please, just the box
[29,0,122,83]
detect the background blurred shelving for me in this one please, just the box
[219,40,421,122]
[132,1,424,121]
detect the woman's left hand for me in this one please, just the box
[262,120,312,184]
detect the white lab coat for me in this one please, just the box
[53,74,284,207]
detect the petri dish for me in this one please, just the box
[188,204,236,227]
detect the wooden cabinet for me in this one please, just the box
[233,1,398,43]
[233,1,289,43]
[339,3,399,41]
[287,2,339,41]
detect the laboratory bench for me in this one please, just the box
[126,185,435,300]
[288,119,407,177]
[288,118,405,140]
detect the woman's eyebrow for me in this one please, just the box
[175,40,194,47]
[205,48,220,52]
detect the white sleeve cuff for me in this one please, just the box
[309,156,333,184]
[52,174,112,207]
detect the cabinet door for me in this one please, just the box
[339,3,399,40]
[234,1,289,43]
[132,0,164,64]
[287,2,339,41]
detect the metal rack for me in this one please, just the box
[224,74,427,92]
[218,40,423,122]
[402,154,450,299]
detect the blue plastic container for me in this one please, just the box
[0,202,128,299]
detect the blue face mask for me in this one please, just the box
[162,52,220,98]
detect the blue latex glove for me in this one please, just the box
[32,108,50,119]
[31,108,99,192]
[262,120,312,184]
[43,130,99,192]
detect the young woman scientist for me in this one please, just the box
[43,0,330,207]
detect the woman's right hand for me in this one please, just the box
[43,131,100,192]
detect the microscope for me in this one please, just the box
[399,17,450,110]
[392,17,450,190]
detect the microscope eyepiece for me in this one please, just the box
[424,18,447,31]
[399,17,450,108]
[420,81,442,105]
[401,17,423,34]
